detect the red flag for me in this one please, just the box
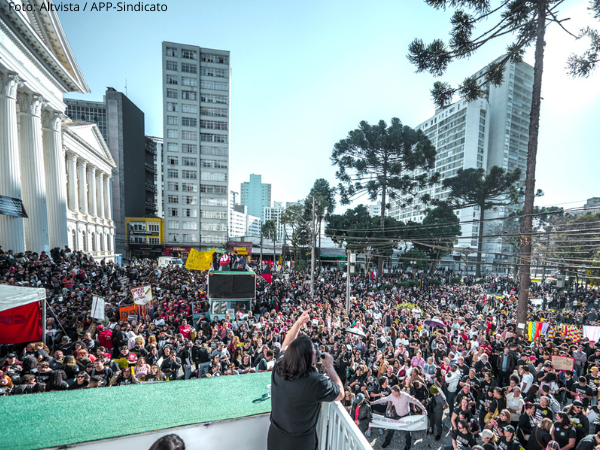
[261,273,272,283]
[0,301,42,344]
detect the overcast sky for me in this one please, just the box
[59,0,600,214]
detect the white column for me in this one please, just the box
[103,174,112,220]
[66,152,79,212]
[18,91,49,253]
[42,110,68,249]
[96,171,105,219]
[0,72,25,253]
[78,159,88,215]
[88,166,97,217]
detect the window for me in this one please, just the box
[168,208,178,217]
[166,89,178,98]
[200,94,228,104]
[131,236,145,244]
[182,144,198,153]
[167,116,178,125]
[201,198,228,206]
[182,131,197,140]
[182,222,197,230]
[201,235,227,244]
[182,157,197,166]
[201,107,227,118]
[166,102,178,112]
[168,156,178,165]
[182,77,198,87]
[166,47,177,57]
[181,49,197,60]
[182,104,198,114]
[182,170,197,179]
[201,146,228,156]
[200,184,228,195]
[167,182,179,191]
[168,233,178,242]
[148,237,160,245]
[183,208,198,217]
[183,234,198,243]
[183,195,197,205]
[182,117,197,127]
[201,172,227,181]
[202,223,227,231]
[200,133,227,143]
[200,67,227,78]
[167,143,178,152]
[201,159,228,169]
[167,129,178,138]
[182,183,197,192]
[168,195,179,204]
[181,63,197,74]
[200,80,228,91]
[181,90,197,100]
[167,220,179,229]
[201,53,228,64]
[166,74,178,85]
[202,210,227,219]
[167,169,178,178]
[200,120,228,130]
[166,60,177,71]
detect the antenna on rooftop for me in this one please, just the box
[125,79,128,97]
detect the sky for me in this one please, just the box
[58,0,600,214]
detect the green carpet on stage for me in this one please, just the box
[0,372,272,450]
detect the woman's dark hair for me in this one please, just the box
[557,412,572,428]
[22,355,38,371]
[277,334,314,381]
[148,434,186,450]
[46,370,67,390]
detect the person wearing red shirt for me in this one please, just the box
[179,319,192,339]
[97,325,113,350]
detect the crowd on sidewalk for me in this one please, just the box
[1,246,600,450]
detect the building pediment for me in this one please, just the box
[63,121,116,170]
[0,0,89,93]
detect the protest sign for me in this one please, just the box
[120,305,138,321]
[185,248,214,271]
[91,296,105,320]
[370,414,428,431]
[132,285,153,305]
[551,355,574,371]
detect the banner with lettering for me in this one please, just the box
[370,414,428,431]
[185,248,215,271]
[120,305,138,321]
[132,286,153,305]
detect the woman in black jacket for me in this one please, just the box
[518,402,537,447]
[350,393,372,435]
[528,418,553,450]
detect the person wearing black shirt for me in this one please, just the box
[268,311,343,450]
[570,377,594,408]
[68,373,89,390]
[552,412,576,450]
[574,431,600,450]
[528,419,553,450]
[517,402,537,447]
[371,377,390,414]
[89,360,113,387]
[448,420,476,450]
[565,401,589,445]
[535,397,555,423]
[498,426,521,450]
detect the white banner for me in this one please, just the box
[0,285,46,312]
[132,286,153,305]
[370,414,428,431]
[91,296,105,320]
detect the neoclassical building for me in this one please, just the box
[0,1,116,259]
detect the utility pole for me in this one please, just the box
[310,196,316,299]
[346,250,355,313]
[259,231,263,266]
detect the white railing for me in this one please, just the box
[317,401,372,450]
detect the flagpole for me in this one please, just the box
[42,294,47,346]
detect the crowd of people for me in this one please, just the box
[2,246,600,450]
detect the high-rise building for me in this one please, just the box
[65,88,156,257]
[241,174,271,221]
[162,42,230,249]
[264,202,285,243]
[389,57,534,273]
[147,136,164,218]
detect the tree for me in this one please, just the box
[325,205,405,273]
[261,220,277,263]
[406,205,462,273]
[408,0,600,331]
[400,248,429,271]
[440,166,522,277]
[305,179,336,266]
[456,247,478,273]
[280,203,310,261]
[331,118,438,274]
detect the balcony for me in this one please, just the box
[144,162,157,174]
[1,371,373,450]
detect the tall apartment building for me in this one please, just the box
[162,42,230,249]
[389,57,534,273]
[147,136,164,218]
[65,88,156,256]
[264,202,285,243]
[241,174,271,221]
